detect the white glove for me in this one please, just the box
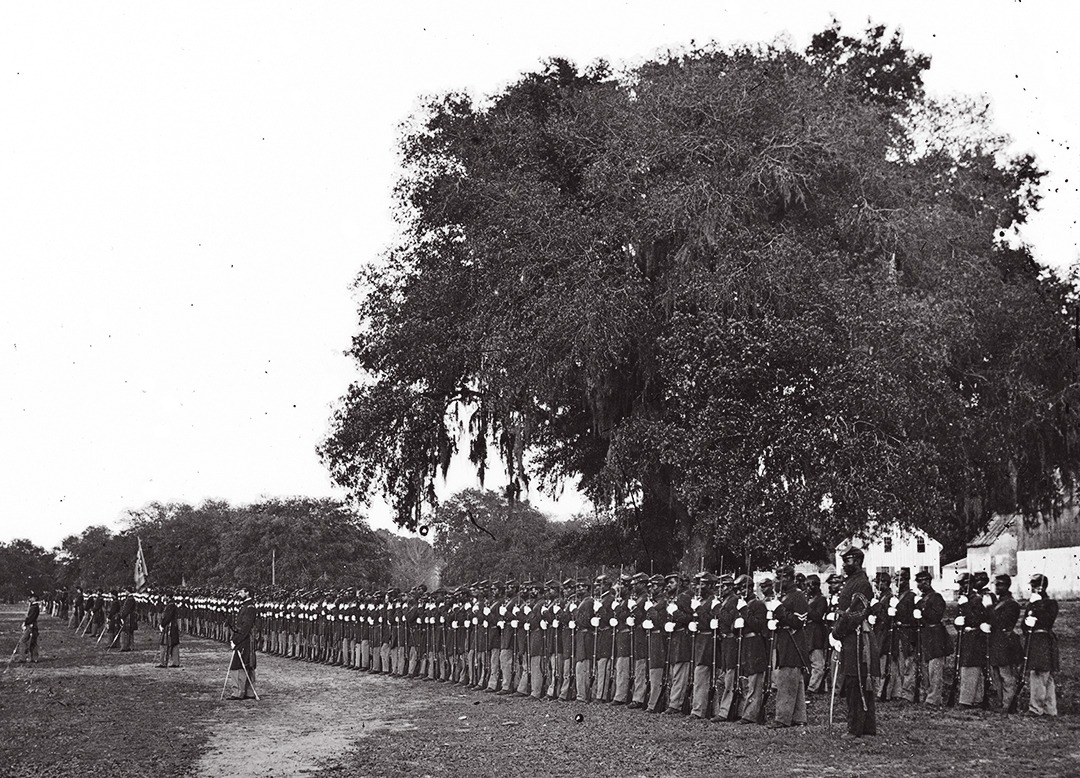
[889,596,899,608]
[913,609,922,620]
[483,607,491,616]
[765,599,779,613]
[826,612,837,622]
[590,617,600,628]
[663,622,675,633]
[958,595,968,605]
[552,619,560,628]
[554,604,562,613]
[954,616,965,627]
[688,622,698,633]
[524,623,531,631]
[733,617,745,629]
[767,619,778,631]
[472,617,478,625]
[628,599,637,609]
[642,619,654,630]
[868,615,877,625]
[887,607,896,617]
[829,635,842,651]
[691,598,701,609]
[524,606,532,615]
[482,620,489,628]
[499,606,507,616]
[451,621,459,629]
[982,594,993,607]
[568,620,576,629]
[510,620,519,629]
[609,618,618,627]
[710,619,719,630]
[737,598,747,610]
[497,620,505,629]
[666,603,677,615]
[540,620,548,630]
[416,618,422,625]
[1028,592,1042,603]
[979,622,991,634]
[644,600,654,610]
[1024,615,1037,628]
[627,617,636,627]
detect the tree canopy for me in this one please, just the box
[321,21,1080,570]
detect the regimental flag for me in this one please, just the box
[135,536,149,592]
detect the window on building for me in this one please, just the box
[917,537,926,553]
[919,565,931,576]
[883,537,893,553]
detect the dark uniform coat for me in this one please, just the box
[1021,596,1059,673]
[160,601,180,647]
[229,598,257,671]
[774,589,809,669]
[914,588,951,660]
[832,569,879,679]
[988,593,1023,667]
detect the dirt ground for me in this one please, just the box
[1,603,1078,777]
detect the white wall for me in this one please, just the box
[1017,546,1080,600]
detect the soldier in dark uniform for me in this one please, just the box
[227,584,258,700]
[1022,573,1058,715]
[158,591,181,667]
[688,572,717,719]
[870,571,895,699]
[572,579,596,701]
[16,593,40,662]
[734,574,768,725]
[592,575,616,701]
[627,573,650,709]
[119,587,138,651]
[714,573,741,720]
[643,574,667,713]
[70,587,85,630]
[988,574,1022,708]
[913,569,949,705]
[611,574,633,705]
[805,575,828,693]
[771,566,809,728]
[556,578,577,701]
[663,573,693,714]
[892,569,918,701]
[832,547,878,737]
[957,571,993,707]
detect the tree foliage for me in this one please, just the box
[0,540,58,602]
[58,498,392,590]
[322,22,1080,568]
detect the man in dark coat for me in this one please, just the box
[158,591,181,667]
[627,573,650,708]
[734,574,768,725]
[16,593,40,662]
[958,570,993,707]
[770,566,809,728]
[227,584,258,700]
[663,573,693,715]
[832,547,878,737]
[1022,573,1058,715]
[988,574,1022,708]
[914,569,950,705]
[689,573,717,719]
[572,579,596,701]
[119,588,138,652]
[642,574,668,713]
[805,575,828,693]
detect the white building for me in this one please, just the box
[836,523,942,583]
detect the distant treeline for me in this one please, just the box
[1,489,669,601]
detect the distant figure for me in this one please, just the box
[17,593,41,662]
[119,587,138,651]
[227,585,258,700]
[158,591,181,668]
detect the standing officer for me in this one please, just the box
[157,591,181,668]
[805,575,828,693]
[227,584,258,700]
[832,547,878,738]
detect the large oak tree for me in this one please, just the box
[321,23,1080,569]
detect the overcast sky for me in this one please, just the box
[3,1,1078,550]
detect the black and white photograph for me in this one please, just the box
[1,2,1077,775]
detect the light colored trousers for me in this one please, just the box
[808,649,826,691]
[667,662,690,711]
[958,666,984,706]
[632,659,648,704]
[690,664,712,717]
[773,666,807,725]
[1029,671,1057,715]
[920,656,944,705]
[613,656,631,702]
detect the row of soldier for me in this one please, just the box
[47,549,1060,731]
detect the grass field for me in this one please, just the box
[1,602,1077,777]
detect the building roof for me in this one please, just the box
[968,514,1017,548]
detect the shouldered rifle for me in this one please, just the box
[757,627,774,724]
[913,625,923,703]
[945,624,963,707]
[980,638,994,710]
[1007,630,1031,714]
[878,616,895,702]
[727,613,745,721]
[707,625,718,718]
